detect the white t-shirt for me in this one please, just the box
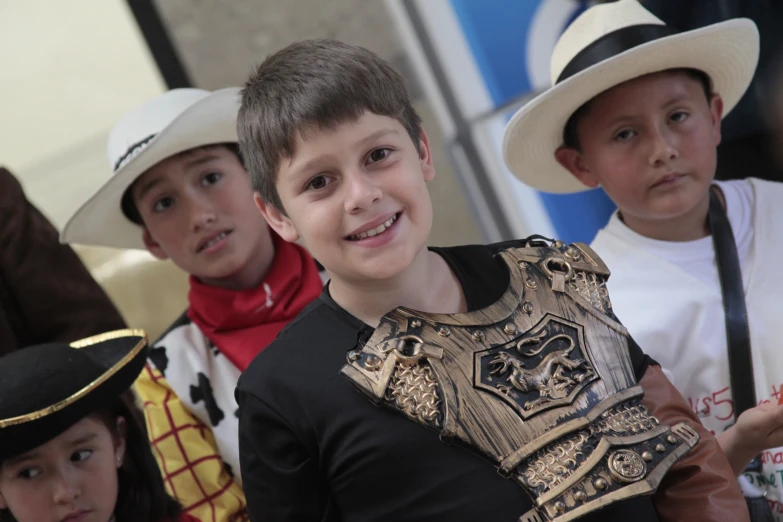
[591,178,783,518]
[596,180,754,289]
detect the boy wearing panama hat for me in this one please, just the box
[234,39,747,522]
[504,0,783,516]
[60,88,324,521]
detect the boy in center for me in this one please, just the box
[235,39,747,521]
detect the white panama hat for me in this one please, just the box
[61,87,242,249]
[502,0,760,194]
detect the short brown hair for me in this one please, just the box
[238,39,422,211]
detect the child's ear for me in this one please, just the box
[417,126,435,183]
[554,146,600,189]
[114,416,127,469]
[709,93,724,146]
[142,229,169,260]
[255,194,299,243]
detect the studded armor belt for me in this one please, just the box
[341,240,698,522]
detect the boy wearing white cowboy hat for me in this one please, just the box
[504,0,783,516]
[61,88,325,522]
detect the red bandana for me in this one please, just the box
[187,233,323,371]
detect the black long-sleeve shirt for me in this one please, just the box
[236,242,659,522]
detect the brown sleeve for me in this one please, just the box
[0,167,126,353]
[641,364,749,522]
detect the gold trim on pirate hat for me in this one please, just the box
[0,329,148,461]
[502,0,759,193]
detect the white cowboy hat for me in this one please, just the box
[502,0,759,194]
[61,87,242,250]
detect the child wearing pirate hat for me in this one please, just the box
[504,0,783,515]
[0,330,199,522]
[60,89,324,521]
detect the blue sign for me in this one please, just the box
[451,0,616,244]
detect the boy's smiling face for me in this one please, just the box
[556,70,723,230]
[132,145,274,290]
[260,112,435,284]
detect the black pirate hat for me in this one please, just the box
[0,329,148,462]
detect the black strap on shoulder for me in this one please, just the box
[708,187,755,417]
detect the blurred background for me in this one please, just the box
[2,0,781,339]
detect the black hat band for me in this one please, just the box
[556,24,677,84]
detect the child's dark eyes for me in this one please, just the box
[302,148,392,192]
[367,147,392,164]
[306,175,330,191]
[13,449,92,479]
[71,449,93,463]
[202,171,222,186]
[17,467,40,480]
[670,111,689,123]
[152,196,175,213]
[613,129,636,142]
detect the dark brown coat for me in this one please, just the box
[0,167,125,354]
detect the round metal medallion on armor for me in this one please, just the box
[608,449,647,483]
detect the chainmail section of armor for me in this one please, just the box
[569,270,612,314]
[597,403,659,435]
[385,361,442,428]
[520,429,592,493]
[518,402,659,494]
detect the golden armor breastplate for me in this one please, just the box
[341,240,697,522]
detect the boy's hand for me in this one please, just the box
[717,402,783,475]
[736,402,783,448]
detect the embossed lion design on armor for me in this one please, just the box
[488,333,593,410]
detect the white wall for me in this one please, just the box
[0,0,166,227]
